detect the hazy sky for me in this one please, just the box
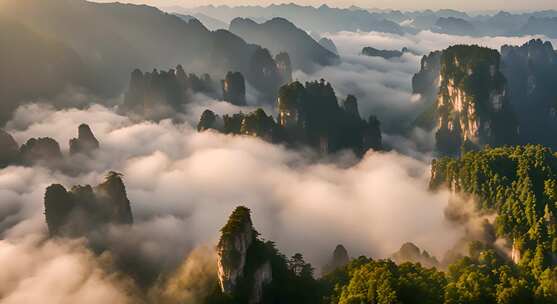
[91,0,556,11]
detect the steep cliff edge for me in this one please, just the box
[215,206,321,303]
[413,45,518,155]
[198,79,382,156]
[44,171,133,237]
[412,51,442,129]
[216,206,272,303]
[501,39,557,148]
[69,124,100,155]
[222,71,247,106]
[436,45,517,155]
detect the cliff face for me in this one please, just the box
[217,206,255,293]
[122,65,218,120]
[248,48,283,104]
[44,171,133,237]
[413,52,441,108]
[216,206,273,304]
[435,45,517,155]
[69,124,100,156]
[199,80,383,156]
[0,129,19,167]
[412,51,442,130]
[277,80,383,155]
[501,39,557,148]
[222,71,247,106]
[413,46,518,155]
[275,52,293,85]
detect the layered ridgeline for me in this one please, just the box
[0,0,298,122]
[215,206,321,303]
[194,4,405,34]
[229,17,339,72]
[413,45,519,155]
[44,171,133,237]
[193,4,557,38]
[501,39,557,148]
[198,80,382,156]
[430,145,556,272]
[0,124,100,168]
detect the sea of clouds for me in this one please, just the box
[2,29,556,303]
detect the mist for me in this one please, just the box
[0,235,137,304]
[1,104,462,271]
[293,30,557,137]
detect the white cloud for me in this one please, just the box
[0,236,135,304]
[2,104,461,270]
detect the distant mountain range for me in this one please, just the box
[187,4,557,37]
[0,0,336,123]
[229,17,339,72]
[190,4,406,35]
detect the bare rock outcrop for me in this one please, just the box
[216,206,273,303]
[44,171,133,237]
[69,123,100,156]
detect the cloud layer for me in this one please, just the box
[2,104,461,271]
[294,31,557,136]
[0,236,136,304]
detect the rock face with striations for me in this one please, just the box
[69,124,100,156]
[19,137,63,164]
[44,171,133,237]
[217,206,272,303]
[0,129,19,167]
[222,71,247,106]
[435,45,517,155]
[413,45,518,155]
[500,39,557,148]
